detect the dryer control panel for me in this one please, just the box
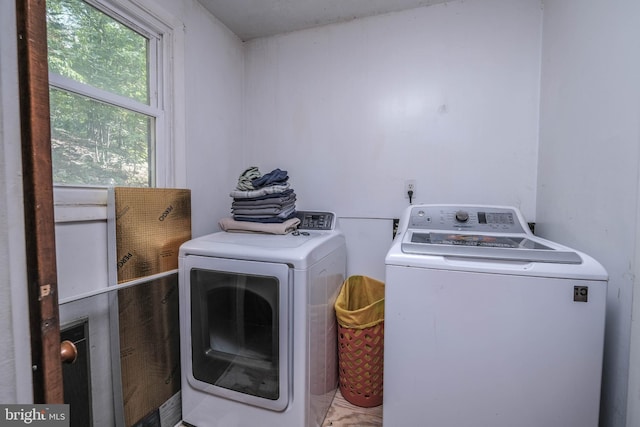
[296,211,335,230]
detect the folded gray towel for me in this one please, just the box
[230,184,291,199]
[218,217,300,234]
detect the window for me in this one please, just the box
[46,0,166,187]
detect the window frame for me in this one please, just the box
[50,0,184,223]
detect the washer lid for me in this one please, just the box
[401,231,582,264]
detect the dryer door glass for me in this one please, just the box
[185,257,290,411]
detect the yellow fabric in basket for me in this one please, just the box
[335,275,385,329]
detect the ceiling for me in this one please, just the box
[197,0,451,41]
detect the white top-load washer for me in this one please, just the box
[384,204,607,427]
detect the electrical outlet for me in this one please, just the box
[404,180,416,199]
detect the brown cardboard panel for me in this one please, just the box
[118,275,181,427]
[112,187,191,426]
[114,187,191,284]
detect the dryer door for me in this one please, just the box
[182,255,291,411]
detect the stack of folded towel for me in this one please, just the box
[219,167,300,234]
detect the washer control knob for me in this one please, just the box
[455,210,469,223]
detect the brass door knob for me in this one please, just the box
[60,340,78,364]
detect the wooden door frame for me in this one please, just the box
[15,0,64,403]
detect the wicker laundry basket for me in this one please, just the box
[334,275,385,407]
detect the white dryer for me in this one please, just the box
[384,204,607,427]
[179,211,346,427]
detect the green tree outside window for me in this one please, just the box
[47,0,155,187]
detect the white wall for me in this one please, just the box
[167,0,246,237]
[537,1,640,426]
[243,0,542,223]
[243,0,543,280]
[0,0,35,404]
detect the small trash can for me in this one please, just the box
[334,275,385,407]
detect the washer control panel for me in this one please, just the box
[408,205,527,234]
[296,211,335,230]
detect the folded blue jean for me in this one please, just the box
[252,168,288,188]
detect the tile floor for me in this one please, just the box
[179,389,382,427]
[321,389,382,427]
